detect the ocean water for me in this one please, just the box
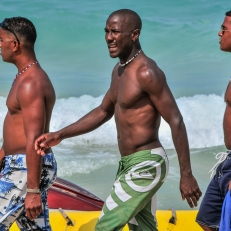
[0,0,231,210]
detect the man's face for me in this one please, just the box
[218,16,231,52]
[0,28,14,62]
[104,15,133,58]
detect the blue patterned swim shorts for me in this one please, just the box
[0,153,57,231]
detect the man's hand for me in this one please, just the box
[25,193,42,220]
[35,132,61,156]
[180,175,202,208]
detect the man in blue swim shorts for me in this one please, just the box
[35,9,202,231]
[0,17,56,230]
[196,10,231,231]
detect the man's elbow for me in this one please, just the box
[169,116,185,129]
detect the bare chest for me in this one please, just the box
[110,73,144,109]
[6,86,20,114]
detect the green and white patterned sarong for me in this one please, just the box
[95,147,169,231]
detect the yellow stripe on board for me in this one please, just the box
[156,210,202,231]
[10,210,202,231]
[10,210,129,231]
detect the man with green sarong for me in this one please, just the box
[35,9,202,231]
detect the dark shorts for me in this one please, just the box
[196,151,231,229]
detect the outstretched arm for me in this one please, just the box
[35,90,114,155]
[138,64,202,208]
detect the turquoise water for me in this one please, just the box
[0,0,231,210]
[0,0,230,98]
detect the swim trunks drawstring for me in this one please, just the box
[209,152,229,179]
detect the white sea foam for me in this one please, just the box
[0,94,225,149]
[52,94,225,149]
[159,94,225,149]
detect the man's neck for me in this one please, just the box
[14,53,37,72]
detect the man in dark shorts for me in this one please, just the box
[196,10,231,231]
[0,17,56,230]
[35,9,201,231]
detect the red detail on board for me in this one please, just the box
[47,177,104,211]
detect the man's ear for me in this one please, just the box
[132,29,140,42]
[12,40,19,52]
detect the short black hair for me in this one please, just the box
[109,9,142,31]
[0,17,37,44]
[225,10,231,17]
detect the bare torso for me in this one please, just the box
[3,65,55,155]
[110,55,162,156]
[224,81,231,149]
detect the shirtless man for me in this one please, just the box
[0,17,57,230]
[196,10,231,231]
[35,9,201,231]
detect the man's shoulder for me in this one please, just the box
[137,57,165,82]
[29,66,50,81]
[16,67,55,101]
[19,67,52,88]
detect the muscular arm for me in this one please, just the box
[138,64,201,207]
[60,90,114,139]
[35,90,115,153]
[18,80,46,220]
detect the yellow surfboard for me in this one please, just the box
[156,210,202,231]
[9,177,202,230]
[10,209,202,231]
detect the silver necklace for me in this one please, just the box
[12,61,39,86]
[119,49,142,67]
